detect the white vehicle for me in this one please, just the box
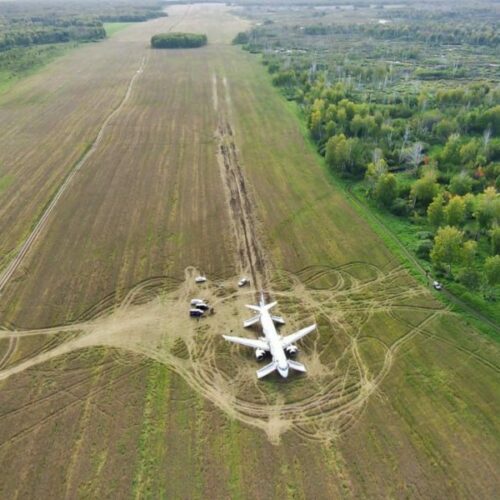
[238,277,250,287]
[433,280,443,291]
[190,298,206,306]
[223,293,316,379]
[195,276,207,284]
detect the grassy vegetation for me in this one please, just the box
[0,43,75,95]
[132,362,170,499]
[0,173,14,193]
[103,22,133,37]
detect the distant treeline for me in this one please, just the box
[0,1,167,52]
[0,26,106,51]
[151,33,207,49]
[303,22,499,47]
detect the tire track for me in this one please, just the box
[214,74,270,291]
[0,55,148,296]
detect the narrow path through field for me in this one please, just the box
[0,56,148,296]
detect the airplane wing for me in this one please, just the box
[223,335,269,351]
[280,324,317,348]
[243,315,260,328]
[256,361,277,379]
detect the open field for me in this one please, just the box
[0,4,499,498]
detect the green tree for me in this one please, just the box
[489,226,500,255]
[411,173,439,208]
[308,98,325,140]
[374,173,397,207]
[462,240,477,266]
[475,187,500,231]
[325,134,366,177]
[430,226,463,274]
[457,268,481,290]
[365,157,387,192]
[232,32,249,45]
[427,194,445,228]
[484,255,500,286]
[449,172,473,196]
[325,134,350,172]
[434,118,457,141]
[445,196,466,227]
[441,133,461,167]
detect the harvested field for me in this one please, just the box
[0,4,499,499]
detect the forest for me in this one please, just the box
[234,2,500,322]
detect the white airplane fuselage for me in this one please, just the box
[260,309,289,377]
[222,293,316,379]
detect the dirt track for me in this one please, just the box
[0,57,147,296]
[214,74,270,291]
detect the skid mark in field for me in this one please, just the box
[214,73,270,291]
[0,264,463,444]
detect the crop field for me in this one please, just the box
[0,3,499,498]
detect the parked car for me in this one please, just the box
[195,276,207,283]
[190,298,206,307]
[433,280,443,291]
[238,277,249,287]
[189,308,205,318]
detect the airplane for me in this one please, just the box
[223,293,316,379]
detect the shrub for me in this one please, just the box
[390,197,409,216]
[457,268,481,290]
[416,239,433,259]
[232,32,249,45]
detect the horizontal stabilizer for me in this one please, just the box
[243,315,260,328]
[245,304,262,313]
[281,324,317,348]
[223,335,269,351]
[246,301,277,313]
[271,315,285,325]
[288,360,307,373]
[257,361,277,379]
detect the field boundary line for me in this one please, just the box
[0,55,147,296]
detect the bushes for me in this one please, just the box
[151,33,207,49]
[232,32,249,45]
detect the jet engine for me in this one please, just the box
[285,345,298,357]
[255,348,266,361]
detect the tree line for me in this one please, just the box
[233,13,500,308]
[303,22,499,47]
[0,1,168,52]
